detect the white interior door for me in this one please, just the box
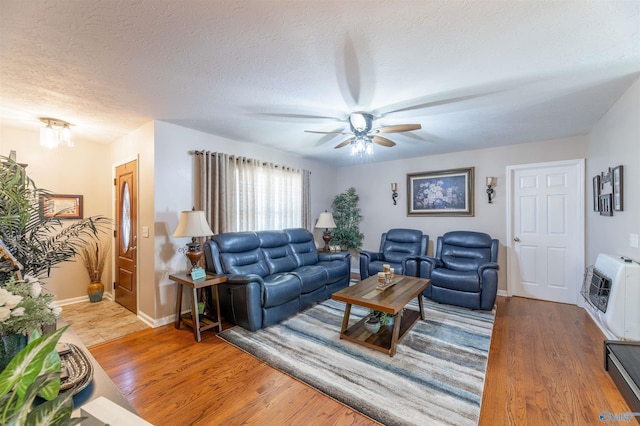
[507,159,585,304]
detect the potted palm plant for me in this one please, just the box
[0,156,110,281]
[78,240,110,303]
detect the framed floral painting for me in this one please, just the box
[407,167,474,216]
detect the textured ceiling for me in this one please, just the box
[1,0,638,166]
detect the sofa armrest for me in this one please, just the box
[359,250,383,280]
[225,273,265,286]
[402,256,421,277]
[318,251,350,262]
[478,262,500,284]
[418,256,441,278]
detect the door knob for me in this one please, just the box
[514,237,521,242]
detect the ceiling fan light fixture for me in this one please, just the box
[350,136,373,157]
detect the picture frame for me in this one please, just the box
[39,194,83,219]
[612,165,623,211]
[592,175,600,212]
[599,194,613,217]
[407,167,474,216]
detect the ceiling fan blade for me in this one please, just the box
[304,130,351,135]
[374,124,422,134]
[372,136,396,147]
[334,137,354,149]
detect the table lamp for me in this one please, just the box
[315,211,337,251]
[173,209,213,278]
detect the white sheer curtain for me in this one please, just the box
[196,151,309,233]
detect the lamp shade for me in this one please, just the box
[173,210,213,238]
[315,212,336,229]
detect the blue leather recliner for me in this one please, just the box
[203,228,350,331]
[418,231,499,311]
[359,228,428,279]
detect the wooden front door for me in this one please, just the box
[115,160,138,313]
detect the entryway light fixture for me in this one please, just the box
[486,177,496,203]
[39,117,73,149]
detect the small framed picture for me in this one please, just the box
[39,194,83,219]
[612,165,623,211]
[599,194,613,217]
[592,175,600,212]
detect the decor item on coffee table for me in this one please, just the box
[218,297,495,426]
[332,274,430,356]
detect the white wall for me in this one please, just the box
[336,135,587,292]
[586,76,640,264]
[0,125,112,301]
[153,121,338,322]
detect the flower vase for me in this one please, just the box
[88,282,104,303]
[0,332,28,372]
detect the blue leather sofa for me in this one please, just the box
[418,231,499,311]
[203,228,350,331]
[359,228,428,279]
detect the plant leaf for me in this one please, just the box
[0,326,67,400]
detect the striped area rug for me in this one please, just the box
[218,298,495,426]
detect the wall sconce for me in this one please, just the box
[39,117,73,149]
[391,183,398,205]
[486,177,496,203]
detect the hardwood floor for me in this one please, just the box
[89,296,633,425]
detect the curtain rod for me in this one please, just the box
[193,150,310,174]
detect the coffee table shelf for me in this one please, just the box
[341,309,422,354]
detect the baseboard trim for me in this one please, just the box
[497,289,508,297]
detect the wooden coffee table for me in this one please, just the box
[331,275,430,356]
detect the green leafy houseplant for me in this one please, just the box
[0,326,82,425]
[0,156,110,281]
[331,187,363,250]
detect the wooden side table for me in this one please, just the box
[170,273,227,342]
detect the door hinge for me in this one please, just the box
[113,230,116,238]
[113,282,117,289]
[114,178,116,186]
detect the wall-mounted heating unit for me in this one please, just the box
[582,254,640,341]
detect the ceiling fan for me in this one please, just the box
[304,112,421,155]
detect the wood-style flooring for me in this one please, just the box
[61,299,149,347]
[88,296,634,425]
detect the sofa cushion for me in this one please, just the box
[380,229,425,264]
[213,232,270,277]
[431,268,481,293]
[290,265,328,293]
[318,259,350,283]
[285,228,319,266]
[262,273,301,308]
[257,230,298,274]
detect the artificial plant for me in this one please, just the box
[0,325,82,425]
[331,187,363,250]
[0,156,110,281]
